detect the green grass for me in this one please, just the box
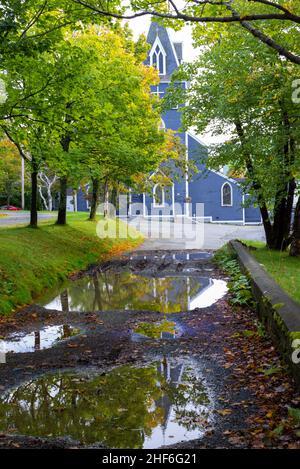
[241,240,300,304]
[0,212,143,315]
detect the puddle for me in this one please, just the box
[132,320,179,340]
[0,358,214,448]
[41,273,227,313]
[189,279,228,309]
[0,325,80,354]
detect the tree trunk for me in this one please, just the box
[290,197,300,256]
[268,187,288,250]
[270,106,296,250]
[60,290,69,313]
[56,176,68,225]
[57,104,72,225]
[30,162,38,228]
[38,185,49,211]
[103,180,109,218]
[89,177,101,221]
[235,119,295,251]
[47,184,53,212]
[284,177,296,241]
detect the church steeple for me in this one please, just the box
[146,22,181,79]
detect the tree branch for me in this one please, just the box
[0,125,31,162]
[71,0,300,65]
[226,4,300,65]
[72,0,300,23]
[19,0,48,39]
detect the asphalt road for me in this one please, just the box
[0,211,55,226]
[128,217,265,250]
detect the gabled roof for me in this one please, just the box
[173,42,183,63]
[146,22,180,79]
[187,132,241,186]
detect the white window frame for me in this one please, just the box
[152,85,164,99]
[221,182,233,207]
[160,118,166,131]
[150,37,167,76]
[153,183,165,207]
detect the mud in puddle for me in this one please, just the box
[1,248,293,449]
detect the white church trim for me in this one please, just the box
[221,182,233,207]
[149,36,167,75]
[153,183,165,207]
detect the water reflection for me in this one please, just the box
[42,273,227,313]
[133,320,179,340]
[0,325,80,354]
[0,358,213,448]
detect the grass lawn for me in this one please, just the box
[242,240,300,304]
[0,212,143,315]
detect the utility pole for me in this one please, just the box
[21,157,25,209]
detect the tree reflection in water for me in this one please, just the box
[0,359,212,448]
[44,273,207,313]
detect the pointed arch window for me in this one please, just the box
[221,182,233,207]
[159,118,166,131]
[153,184,165,207]
[150,38,166,75]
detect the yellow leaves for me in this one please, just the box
[282,1,298,13]
[216,409,233,416]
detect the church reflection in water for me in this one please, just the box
[0,357,213,448]
[42,272,227,313]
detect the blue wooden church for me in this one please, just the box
[70,22,261,224]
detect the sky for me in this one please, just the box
[128,16,200,63]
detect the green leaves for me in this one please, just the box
[214,246,255,307]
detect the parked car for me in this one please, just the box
[0,205,22,211]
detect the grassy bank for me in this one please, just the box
[0,213,143,315]
[242,240,300,304]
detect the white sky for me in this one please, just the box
[128,16,200,62]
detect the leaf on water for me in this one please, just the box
[216,409,232,416]
[242,330,255,338]
[262,366,281,376]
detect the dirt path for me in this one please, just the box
[0,250,299,449]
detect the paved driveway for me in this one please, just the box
[126,217,265,250]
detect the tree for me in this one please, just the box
[164,24,300,250]
[57,26,169,222]
[74,0,300,65]
[0,0,122,58]
[0,138,29,206]
[0,23,171,226]
[38,168,58,211]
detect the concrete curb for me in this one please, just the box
[229,240,300,385]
